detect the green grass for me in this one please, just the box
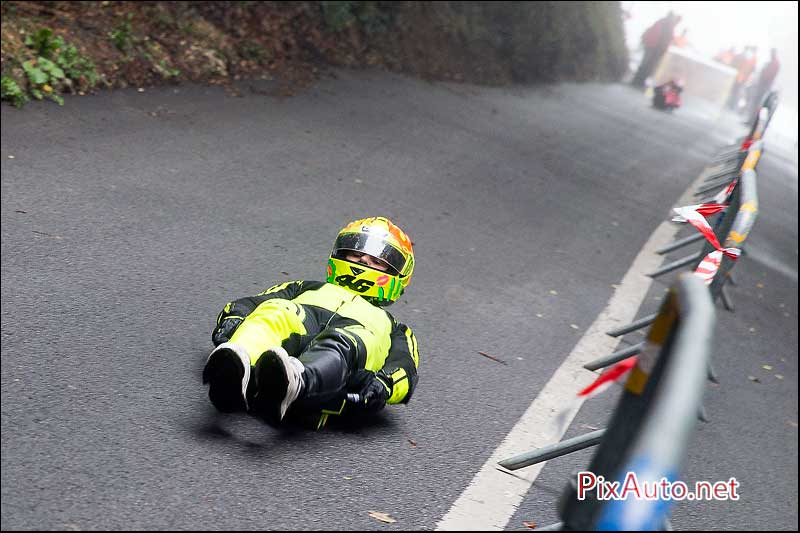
[1,26,100,107]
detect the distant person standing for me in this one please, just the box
[631,11,681,88]
[727,45,758,110]
[748,48,780,119]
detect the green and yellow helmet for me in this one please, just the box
[327,216,415,305]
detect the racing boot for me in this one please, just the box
[252,346,305,425]
[202,342,251,413]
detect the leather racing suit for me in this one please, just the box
[212,280,420,427]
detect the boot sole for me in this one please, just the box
[203,347,249,413]
[253,350,289,425]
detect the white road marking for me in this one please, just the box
[436,172,712,531]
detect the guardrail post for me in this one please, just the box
[710,148,748,171]
[695,176,735,195]
[606,313,658,337]
[649,252,703,277]
[498,429,607,471]
[720,283,735,312]
[656,232,705,255]
[712,145,742,161]
[707,361,719,384]
[702,166,738,183]
[584,342,644,371]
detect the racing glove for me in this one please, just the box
[356,373,391,413]
[212,317,243,346]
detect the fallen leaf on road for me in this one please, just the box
[549,290,558,295]
[368,511,397,524]
[762,365,773,370]
[522,521,537,529]
[748,375,761,383]
[775,374,784,380]
[408,439,417,448]
[570,324,580,330]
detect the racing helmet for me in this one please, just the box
[327,216,415,305]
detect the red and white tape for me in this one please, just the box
[671,204,741,285]
[712,177,738,204]
[553,357,637,433]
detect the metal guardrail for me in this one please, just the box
[598,137,763,347]
[544,275,715,530]
[497,92,773,530]
[707,167,758,302]
[713,89,778,161]
[583,275,715,530]
[589,161,759,372]
[498,274,715,457]
[746,90,779,142]
[700,150,748,188]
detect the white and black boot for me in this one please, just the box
[253,347,305,424]
[202,342,251,413]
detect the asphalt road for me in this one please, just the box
[1,69,797,530]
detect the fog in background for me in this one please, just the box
[621,1,798,144]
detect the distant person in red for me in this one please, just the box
[714,47,737,66]
[748,48,780,119]
[631,11,682,88]
[727,45,758,110]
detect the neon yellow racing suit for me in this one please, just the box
[211,280,420,427]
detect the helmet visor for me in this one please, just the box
[333,233,407,275]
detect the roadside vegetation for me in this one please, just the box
[1,1,628,107]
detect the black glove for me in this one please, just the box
[212,317,243,346]
[356,374,391,413]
